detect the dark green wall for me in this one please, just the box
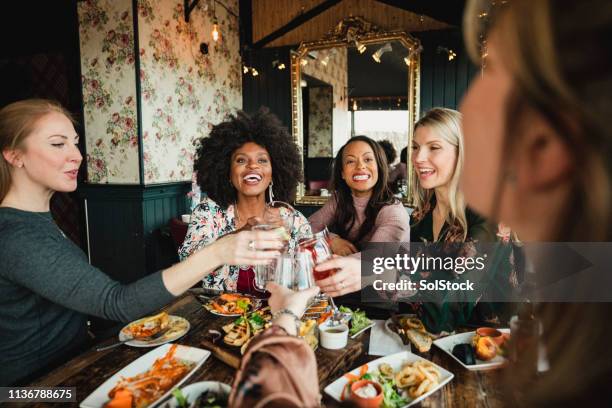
[79,183,190,283]
[414,29,479,113]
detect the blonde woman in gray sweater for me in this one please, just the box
[0,99,282,386]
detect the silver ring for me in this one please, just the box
[248,240,255,250]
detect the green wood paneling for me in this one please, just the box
[79,182,190,282]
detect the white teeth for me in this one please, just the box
[353,174,370,181]
[243,174,262,182]
[419,169,434,174]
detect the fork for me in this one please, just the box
[96,327,170,352]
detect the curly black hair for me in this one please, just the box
[193,108,303,208]
[378,139,397,165]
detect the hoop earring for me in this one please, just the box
[268,181,274,202]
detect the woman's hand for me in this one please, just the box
[266,282,320,317]
[314,256,361,297]
[330,236,358,256]
[211,229,282,266]
[266,283,319,335]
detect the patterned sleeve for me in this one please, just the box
[178,199,218,261]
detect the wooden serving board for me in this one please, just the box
[200,338,242,368]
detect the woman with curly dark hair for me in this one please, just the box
[179,108,309,292]
[308,135,410,297]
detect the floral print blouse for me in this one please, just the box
[178,197,310,291]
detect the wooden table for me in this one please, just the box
[26,293,505,407]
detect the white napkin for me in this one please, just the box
[368,319,411,356]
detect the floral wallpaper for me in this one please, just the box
[307,86,333,158]
[77,0,242,184]
[78,0,140,183]
[302,47,350,157]
[139,0,242,184]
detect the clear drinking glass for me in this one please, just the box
[260,201,296,251]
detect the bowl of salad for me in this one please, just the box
[165,382,230,408]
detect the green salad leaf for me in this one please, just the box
[249,314,266,331]
[349,309,372,336]
[172,388,188,408]
[382,380,408,408]
[339,305,353,314]
[236,299,249,311]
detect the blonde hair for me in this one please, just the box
[463,0,612,404]
[0,99,74,203]
[411,107,467,240]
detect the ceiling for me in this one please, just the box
[246,0,465,48]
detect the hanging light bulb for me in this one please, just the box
[211,18,220,42]
[372,43,392,63]
[352,99,358,111]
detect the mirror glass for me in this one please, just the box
[291,18,420,205]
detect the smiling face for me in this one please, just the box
[341,140,379,197]
[17,112,82,194]
[230,142,272,199]
[411,125,457,191]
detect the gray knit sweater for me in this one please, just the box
[0,207,175,386]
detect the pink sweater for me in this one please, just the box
[308,194,410,248]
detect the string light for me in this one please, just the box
[272,59,286,70]
[300,58,308,66]
[251,67,259,76]
[403,56,411,66]
[243,65,249,74]
[437,46,457,61]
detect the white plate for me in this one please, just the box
[119,315,190,347]
[80,344,210,408]
[162,381,231,408]
[433,329,510,371]
[324,351,453,407]
[350,322,375,339]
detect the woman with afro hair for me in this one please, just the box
[179,108,309,292]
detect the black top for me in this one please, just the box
[406,199,500,333]
[0,207,175,386]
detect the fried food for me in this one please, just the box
[223,318,251,347]
[205,294,256,315]
[395,360,441,399]
[106,344,194,408]
[124,312,169,339]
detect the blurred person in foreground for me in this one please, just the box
[461,0,612,405]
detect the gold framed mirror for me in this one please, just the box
[291,16,421,206]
